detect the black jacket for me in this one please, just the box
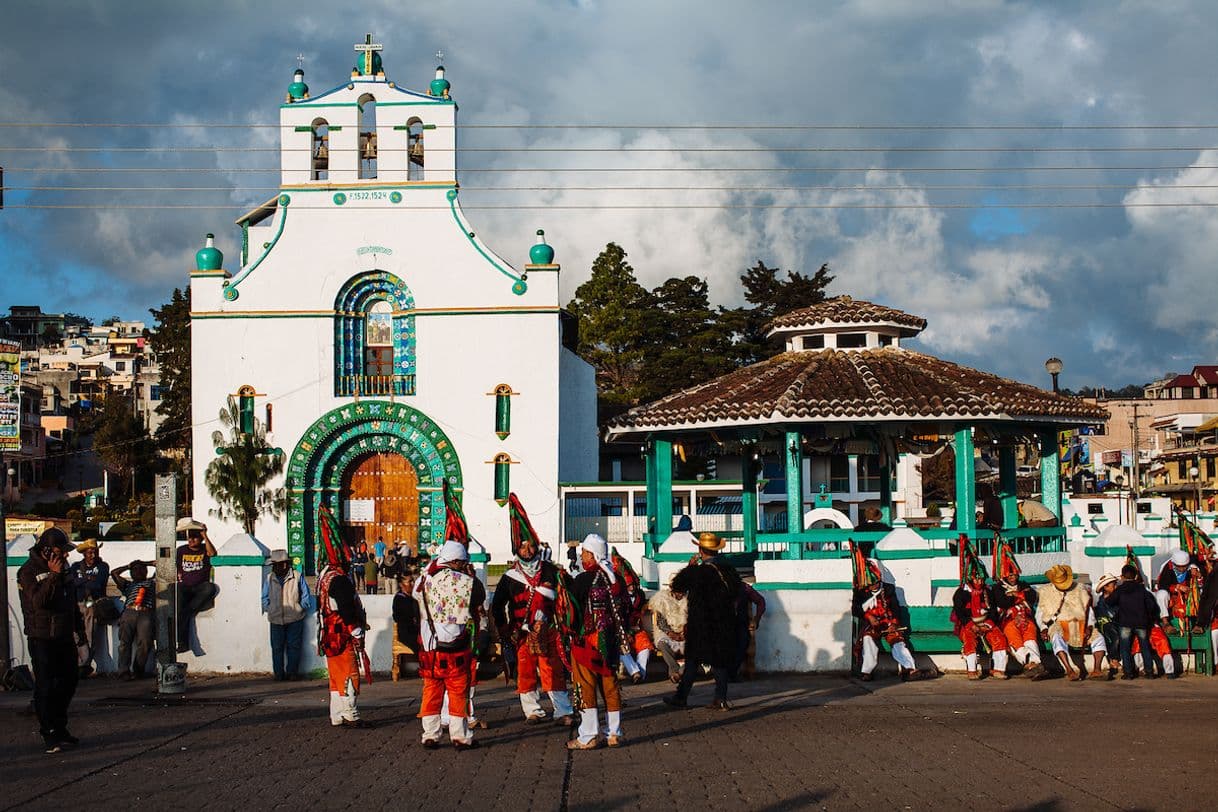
[671,557,742,668]
[1196,567,1218,629]
[1105,580,1159,629]
[392,591,420,646]
[17,554,85,642]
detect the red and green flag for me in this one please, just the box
[443,480,469,546]
[317,503,349,571]
[958,534,989,584]
[851,540,880,591]
[507,492,541,557]
[1125,544,1146,585]
[992,535,1021,581]
[1176,507,1215,574]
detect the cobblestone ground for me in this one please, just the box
[3,670,1216,810]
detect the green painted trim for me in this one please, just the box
[212,555,267,566]
[652,552,695,563]
[931,575,1052,587]
[754,581,852,591]
[280,182,455,192]
[446,189,524,292]
[279,100,451,110]
[226,194,290,299]
[6,556,29,567]
[1085,545,1156,556]
[872,548,945,560]
[559,480,743,487]
[190,307,562,320]
[953,428,976,534]
[785,430,803,534]
[641,579,659,591]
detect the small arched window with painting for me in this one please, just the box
[357,94,377,179]
[407,117,424,181]
[334,272,416,397]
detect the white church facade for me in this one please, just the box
[188,37,598,570]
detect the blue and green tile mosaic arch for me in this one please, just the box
[285,400,463,572]
[334,270,417,396]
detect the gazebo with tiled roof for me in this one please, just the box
[607,296,1109,562]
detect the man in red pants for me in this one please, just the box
[953,570,1011,679]
[415,541,485,750]
[491,496,574,724]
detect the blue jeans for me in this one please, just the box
[270,619,305,679]
[1118,626,1161,676]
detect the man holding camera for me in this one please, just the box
[17,528,85,753]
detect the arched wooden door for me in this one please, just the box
[341,452,420,554]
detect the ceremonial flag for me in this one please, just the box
[1125,544,1146,585]
[507,492,541,557]
[992,535,1021,581]
[1176,506,1215,574]
[851,540,880,591]
[611,546,644,617]
[958,534,988,584]
[443,479,469,545]
[317,504,349,570]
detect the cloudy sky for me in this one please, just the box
[2,0,1217,389]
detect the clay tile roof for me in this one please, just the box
[1165,374,1199,388]
[766,295,927,335]
[606,347,1109,438]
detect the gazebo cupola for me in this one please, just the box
[768,296,927,352]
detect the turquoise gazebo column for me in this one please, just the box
[742,450,759,553]
[878,451,893,525]
[644,439,674,558]
[953,428,977,535]
[1039,429,1062,520]
[998,446,1018,530]
[785,431,804,535]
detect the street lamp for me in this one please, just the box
[1115,473,1125,525]
[1044,357,1063,394]
[1190,464,1201,522]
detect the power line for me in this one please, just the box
[6,121,1218,130]
[7,202,1218,210]
[6,165,1218,173]
[3,145,1218,153]
[10,183,1218,193]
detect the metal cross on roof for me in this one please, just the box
[354,32,383,74]
[297,53,305,69]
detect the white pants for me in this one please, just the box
[576,708,622,745]
[422,712,470,743]
[1049,632,1106,656]
[441,685,477,726]
[1155,589,1171,619]
[1015,641,1042,665]
[965,649,1009,673]
[329,678,360,726]
[860,635,916,674]
[1136,651,1174,675]
[520,689,574,718]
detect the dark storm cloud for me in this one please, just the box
[2,0,1217,389]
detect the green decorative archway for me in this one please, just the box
[285,400,463,572]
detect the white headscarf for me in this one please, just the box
[578,533,615,584]
[438,540,469,564]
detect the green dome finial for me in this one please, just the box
[430,64,451,99]
[529,229,554,265]
[286,68,309,102]
[196,233,223,271]
[353,33,384,77]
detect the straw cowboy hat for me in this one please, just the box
[1095,573,1119,592]
[267,549,291,564]
[1045,564,1075,590]
[75,538,102,553]
[176,517,207,533]
[696,532,726,552]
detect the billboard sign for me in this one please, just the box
[0,338,20,452]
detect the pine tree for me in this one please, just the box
[149,287,191,457]
[721,261,834,365]
[94,396,154,504]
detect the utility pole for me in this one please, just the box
[154,474,184,694]
[1130,402,1142,525]
[0,450,9,681]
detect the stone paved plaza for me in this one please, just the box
[2,671,1215,811]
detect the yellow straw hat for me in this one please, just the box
[1045,564,1074,589]
[696,532,726,552]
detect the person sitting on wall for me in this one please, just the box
[851,554,930,682]
[1036,565,1107,681]
[989,544,1047,679]
[1155,548,1203,635]
[650,584,687,684]
[174,519,219,654]
[951,550,1011,680]
[1092,574,1123,680]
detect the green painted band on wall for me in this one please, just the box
[280,182,455,192]
[446,188,525,292]
[6,556,29,567]
[225,193,291,299]
[190,307,562,320]
[280,100,451,110]
[753,581,853,591]
[1084,545,1156,556]
[873,548,947,560]
[212,555,268,567]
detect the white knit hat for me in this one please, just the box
[1170,548,1191,567]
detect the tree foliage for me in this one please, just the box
[565,250,835,425]
[94,396,154,503]
[204,396,286,536]
[149,287,192,457]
